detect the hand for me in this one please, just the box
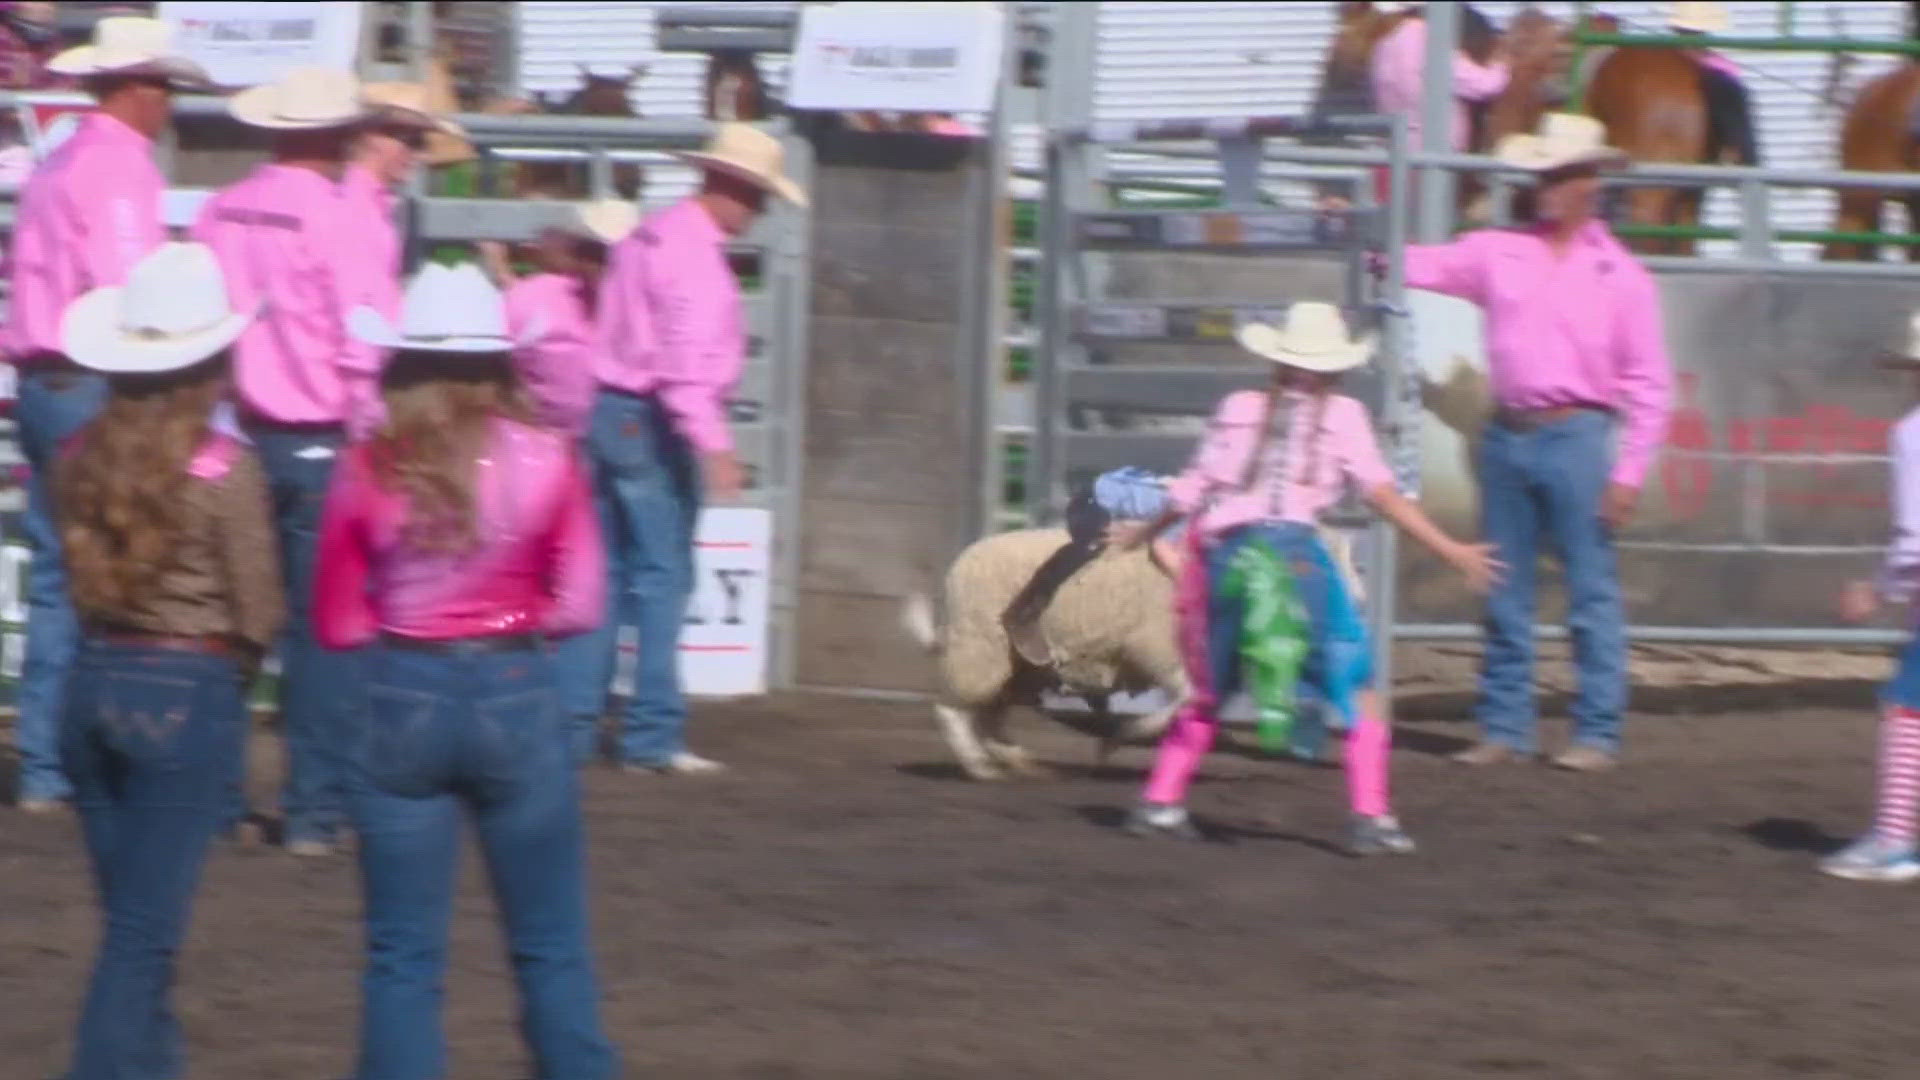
[1841,580,1880,624]
[1445,540,1507,594]
[1601,482,1640,530]
[702,449,744,503]
[1105,520,1150,552]
[1364,249,1388,280]
[474,240,514,287]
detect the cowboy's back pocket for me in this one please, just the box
[97,672,201,773]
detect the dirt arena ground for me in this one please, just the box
[5,644,1920,1079]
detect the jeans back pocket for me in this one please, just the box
[360,684,448,798]
[94,671,201,773]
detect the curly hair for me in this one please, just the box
[57,357,229,621]
[364,350,534,554]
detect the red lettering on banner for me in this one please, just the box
[1661,374,1713,520]
[1657,397,1892,513]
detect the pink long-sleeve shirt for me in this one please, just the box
[3,112,165,360]
[1166,390,1396,541]
[506,273,598,436]
[339,164,402,320]
[1694,50,1741,79]
[313,417,605,648]
[1369,15,1510,152]
[191,164,384,432]
[594,197,743,454]
[1404,221,1675,489]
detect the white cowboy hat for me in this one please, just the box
[60,242,255,375]
[1370,2,1422,14]
[1668,1,1730,34]
[673,122,809,207]
[1493,112,1630,174]
[348,262,543,354]
[1235,302,1375,373]
[46,15,208,85]
[228,66,371,131]
[560,199,639,244]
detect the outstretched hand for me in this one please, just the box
[1446,541,1507,594]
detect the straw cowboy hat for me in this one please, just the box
[362,79,474,167]
[348,262,542,354]
[229,66,371,131]
[1493,112,1630,174]
[60,242,255,375]
[47,15,208,84]
[1370,2,1422,14]
[1668,2,1730,34]
[561,199,639,244]
[673,122,808,207]
[1235,302,1375,373]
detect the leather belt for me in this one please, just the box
[91,631,247,661]
[379,631,545,655]
[1494,404,1606,431]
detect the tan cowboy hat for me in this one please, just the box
[1235,302,1375,374]
[1371,2,1422,13]
[1668,1,1730,34]
[560,199,639,244]
[229,66,370,131]
[361,81,473,166]
[1493,113,1630,174]
[673,122,808,207]
[47,15,209,85]
[61,242,256,375]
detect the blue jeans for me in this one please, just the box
[13,365,105,802]
[246,424,362,844]
[1475,410,1628,752]
[553,391,700,766]
[61,642,246,1080]
[348,643,618,1079]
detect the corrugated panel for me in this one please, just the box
[515,1,798,206]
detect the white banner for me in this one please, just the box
[787,3,1006,114]
[157,1,362,89]
[608,506,773,699]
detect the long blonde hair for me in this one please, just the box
[57,357,230,620]
[365,350,534,553]
[1238,367,1335,492]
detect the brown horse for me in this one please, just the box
[479,64,648,200]
[705,49,770,121]
[1824,62,1920,261]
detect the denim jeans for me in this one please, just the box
[13,365,106,802]
[348,642,617,1079]
[60,642,246,1080]
[1475,409,1628,752]
[553,391,700,766]
[246,424,363,844]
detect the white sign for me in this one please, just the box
[157,1,362,90]
[787,3,1007,114]
[608,506,773,699]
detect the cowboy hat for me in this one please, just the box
[229,66,371,131]
[559,199,639,244]
[1493,112,1630,174]
[348,262,543,354]
[60,242,255,375]
[673,122,808,207]
[1235,302,1375,374]
[361,81,473,167]
[46,15,208,85]
[1668,1,1730,34]
[1370,2,1422,14]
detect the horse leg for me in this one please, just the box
[1621,185,1677,257]
[1675,185,1705,259]
[1903,191,1920,263]
[1826,189,1883,262]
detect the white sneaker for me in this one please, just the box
[626,752,727,776]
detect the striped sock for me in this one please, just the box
[1873,707,1920,846]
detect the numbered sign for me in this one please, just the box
[607,507,774,698]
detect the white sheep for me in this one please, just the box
[902,523,1370,780]
[901,527,1189,780]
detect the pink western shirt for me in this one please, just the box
[314,417,605,647]
[1166,390,1396,541]
[192,164,384,433]
[506,272,598,436]
[339,164,402,319]
[593,197,743,454]
[1404,221,1675,489]
[1369,15,1510,152]
[2,112,165,360]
